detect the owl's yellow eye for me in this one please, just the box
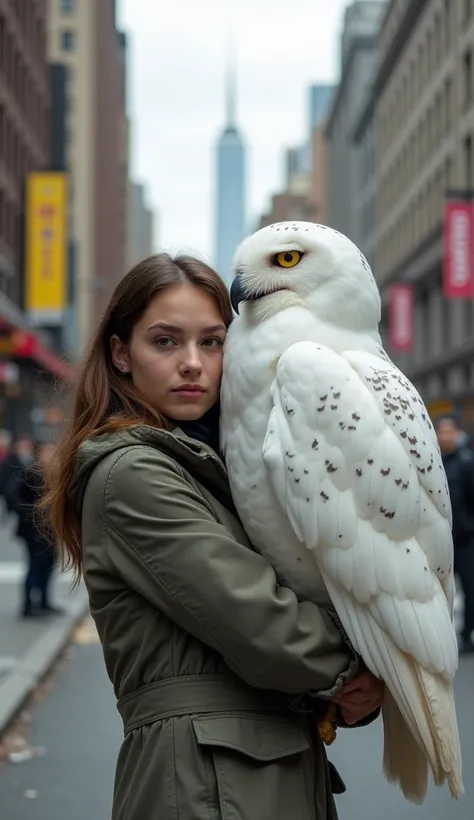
[272,251,303,268]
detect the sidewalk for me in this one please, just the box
[0,507,89,734]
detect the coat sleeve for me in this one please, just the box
[99,446,359,696]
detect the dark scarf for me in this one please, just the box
[107,392,222,456]
[171,401,236,516]
[169,402,221,456]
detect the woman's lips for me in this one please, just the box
[172,388,206,398]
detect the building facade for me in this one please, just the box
[307,84,335,227]
[0,1,50,307]
[214,63,246,285]
[259,188,318,229]
[259,86,333,229]
[309,84,334,132]
[0,1,72,438]
[308,124,330,226]
[325,1,387,248]
[353,95,377,265]
[259,146,319,228]
[127,182,154,270]
[358,0,474,423]
[47,0,128,352]
[94,3,128,321]
[299,84,334,179]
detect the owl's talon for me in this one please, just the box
[318,703,338,745]
[318,720,337,745]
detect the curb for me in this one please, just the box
[0,590,89,734]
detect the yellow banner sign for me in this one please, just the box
[25,172,67,323]
[426,399,454,420]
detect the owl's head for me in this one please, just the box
[230,222,381,331]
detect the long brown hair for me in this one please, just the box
[41,253,232,584]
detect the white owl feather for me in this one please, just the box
[221,221,463,803]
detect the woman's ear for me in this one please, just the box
[110,335,131,374]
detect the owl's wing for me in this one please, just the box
[262,341,458,687]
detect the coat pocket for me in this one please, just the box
[192,715,315,820]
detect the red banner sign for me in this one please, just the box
[443,200,474,298]
[388,284,414,352]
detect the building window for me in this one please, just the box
[444,0,451,51]
[434,15,441,66]
[445,78,452,132]
[464,135,472,187]
[463,50,472,110]
[418,290,430,361]
[61,0,75,13]
[441,295,450,350]
[427,29,433,78]
[464,299,474,337]
[61,30,75,51]
[445,155,452,191]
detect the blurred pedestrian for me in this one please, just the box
[12,442,62,618]
[0,429,13,521]
[0,429,12,467]
[0,434,34,508]
[436,415,474,654]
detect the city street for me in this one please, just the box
[0,506,88,734]
[0,610,472,819]
[0,620,121,820]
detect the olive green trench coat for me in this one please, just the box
[71,425,367,820]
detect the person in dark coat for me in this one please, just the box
[0,429,12,469]
[0,434,34,509]
[11,442,62,618]
[436,415,474,654]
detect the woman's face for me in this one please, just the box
[111,284,227,420]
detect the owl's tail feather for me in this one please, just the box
[320,577,463,802]
[381,650,463,802]
[382,690,429,803]
[416,666,463,799]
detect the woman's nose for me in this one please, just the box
[179,346,203,375]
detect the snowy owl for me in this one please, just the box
[220,221,463,803]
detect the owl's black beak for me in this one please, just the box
[230,273,246,315]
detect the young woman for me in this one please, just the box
[42,254,383,820]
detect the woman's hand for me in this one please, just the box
[332,669,384,725]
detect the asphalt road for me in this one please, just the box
[0,617,472,820]
[0,622,121,820]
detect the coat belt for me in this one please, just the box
[117,674,292,735]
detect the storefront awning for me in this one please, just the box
[0,294,74,383]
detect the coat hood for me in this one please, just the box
[69,424,228,516]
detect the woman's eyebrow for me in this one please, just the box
[146,322,226,333]
[146,322,182,332]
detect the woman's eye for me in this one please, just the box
[155,337,175,347]
[202,338,224,348]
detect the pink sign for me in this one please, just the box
[443,200,474,298]
[388,284,414,352]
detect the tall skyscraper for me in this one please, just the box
[214,52,246,285]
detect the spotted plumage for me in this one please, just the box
[221,221,463,803]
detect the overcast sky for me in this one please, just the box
[117,0,351,263]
